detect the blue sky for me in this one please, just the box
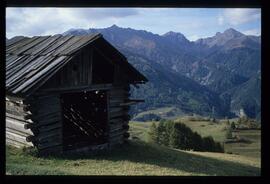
[6,8,261,41]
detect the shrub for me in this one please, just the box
[230,121,236,130]
[226,127,233,139]
[147,122,159,143]
[148,120,224,153]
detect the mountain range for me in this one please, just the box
[61,25,261,120]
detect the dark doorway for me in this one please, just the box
[61,90,108,151]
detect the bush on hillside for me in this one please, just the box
[148,120,224,153]
[236,117,260,130]
[226,127,233,139]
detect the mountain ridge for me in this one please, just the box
[62,25,261,119]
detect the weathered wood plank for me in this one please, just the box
[109,110,129,119]
[13,56,68,93]
[109,129,126,138]
[37,141,62,150]
[6,131,34,146]
[6,112,32,121]
[14,36,50,55]
[6,137,28,148]
[37,128,62,140]
[41,35,73,55]
[36,116,61,126]
[36,135,62,144]
[38,84,113,93]
[6,127,31,137]
[6,101,33,115]
[6,118,34,135]
[109,107,123,114]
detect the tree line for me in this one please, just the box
[147,120,224,153]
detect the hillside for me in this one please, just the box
[6,141,260,176]
[62,25,261,119]
[129,118,261,159]
[221,72,261,120]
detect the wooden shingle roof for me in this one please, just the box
[6,34,147,96]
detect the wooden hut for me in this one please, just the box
[6,34,147,154]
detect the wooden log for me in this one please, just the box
[36,128,61,140]
[125,99,145,103]
[5,95,25,104]
[38,123,62,132]
[35,114,61,125]
[6,112,32,121]
[36,134,62,144]
[119,102,137,106]
[34,110,61,120]
[110,114,130,121]
[6,118,34,135]
[109,107,123,113]
[6,101,32,114]
[6,131,34,146]
[5,109,31,118]
[109,90,129,96]
[38,83,113,93]
[109,99,125,105]
[109,93,129,98]
[109,129,126,138]
[6,127,31,137]
[37,141,62,150]
[6,137,28,148]
[109,110,128,119]
[26,135,35,142]
[109,96,127,101]
[109,124,123,132]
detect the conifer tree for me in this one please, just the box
[148,122,159,143]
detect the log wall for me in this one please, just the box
[108,85,131,147]
[6,94,63,154]
[29,94,63,154]
[6,84,133,154]
[6,96,34,148]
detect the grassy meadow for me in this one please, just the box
[6,140,260,176]
[129,117,261,160]
[6,115,261,176]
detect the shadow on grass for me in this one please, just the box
[47,140,260,176]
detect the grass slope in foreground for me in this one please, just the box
[6,140,260,176]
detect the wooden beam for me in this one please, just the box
[6,131,34,147]
[6,118,34,136]
[37,83,113,93]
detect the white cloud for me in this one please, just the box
[242,28,261,36]
[6,8,138,38]
[218,15,224,25]
[218,8,260,26]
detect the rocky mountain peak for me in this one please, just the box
[223,28,244,38]
[163,31,190,43]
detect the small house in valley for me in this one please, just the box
[6,34,147,154]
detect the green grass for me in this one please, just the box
[225,130,261,158]
[6,140,260,176]
[6,116,261,176]
[129,118,261,160]
[175,118,228,143]
[132,106,185,120]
